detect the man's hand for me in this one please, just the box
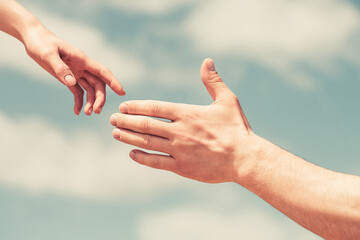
[24,26,125,115]
[110,58,258,183]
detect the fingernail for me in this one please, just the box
[110,114,118,126]
[64,75,76,86]
[206,58,215,71]
[89,107,93,115]
[130,151,136,160]
[120,103,128,114]
[113,128,121,138]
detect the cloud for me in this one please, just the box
[183,0,360,89]
[0,109,323,239]
[0,111,185,201]
[19,0,199,16]
[136,202,322,240]
[0,32,47,80]
[0,3,145,86]
[102,0,195,15]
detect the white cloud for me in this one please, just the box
[136,202,321,240]
[0,32,48,80]
[0,111,185,201]
[103,0,195,15]
[0,3,145,86]
[183,0,360,89]
[20,0,199,16]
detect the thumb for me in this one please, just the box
[200,58,232,101]
[47,54,76,86]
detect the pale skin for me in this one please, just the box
[0,0,125,115]
[110,58,360,239]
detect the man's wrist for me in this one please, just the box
[233,135,278,188]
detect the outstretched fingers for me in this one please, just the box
[84,56,125,96]
[110,113,172,139]
[119,100,181,120]
[112,128,171,154]
[130,150,176,172]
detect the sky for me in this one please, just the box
[0,0,360,239]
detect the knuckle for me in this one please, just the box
[39,49,54,61]
[114,116,123,127]
[99,95,106,104]
[99,66,110,78]
[210,76,223,83]
[117,132,126,142]
[55,63,71,76]
[142,135,152,148]
[75,53,87,66]
[78,78,89,90]
[75,49,86,58]
[95,94,105,104]
[94,81,104,89]
[149,102,160,115]
[75,88,84,98]
[94,82,106,93]
[139,118,150,131]
[149,158,160,169]
[228,93,239,102]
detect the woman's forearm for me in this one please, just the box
[0,0,41,43]
[238,137,360,239]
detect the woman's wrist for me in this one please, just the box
[18,16,45,45]
[0,0,42,44]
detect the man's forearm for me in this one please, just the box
[238,136,360,239]
[109,58,360,238]
[0,0,41,43]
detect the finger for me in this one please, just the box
[83,71,106,114]
[68,84,84,115]
[112,128,171,153]
[84,57,125,96]
[200,58,233,102]
[119,100,181,120]
[47,54,77,86]
[110,113,172,139]
[77,78,95,116]
[129,149,176,172]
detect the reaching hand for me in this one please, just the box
[110,58,258,183]
[24,26,125,115]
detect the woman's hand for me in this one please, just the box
[23,25,125,115]
[0,0,125,115]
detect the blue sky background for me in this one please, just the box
[1,0,360,239]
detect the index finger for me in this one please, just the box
[120,100,181,120]
[84,56,125,96]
